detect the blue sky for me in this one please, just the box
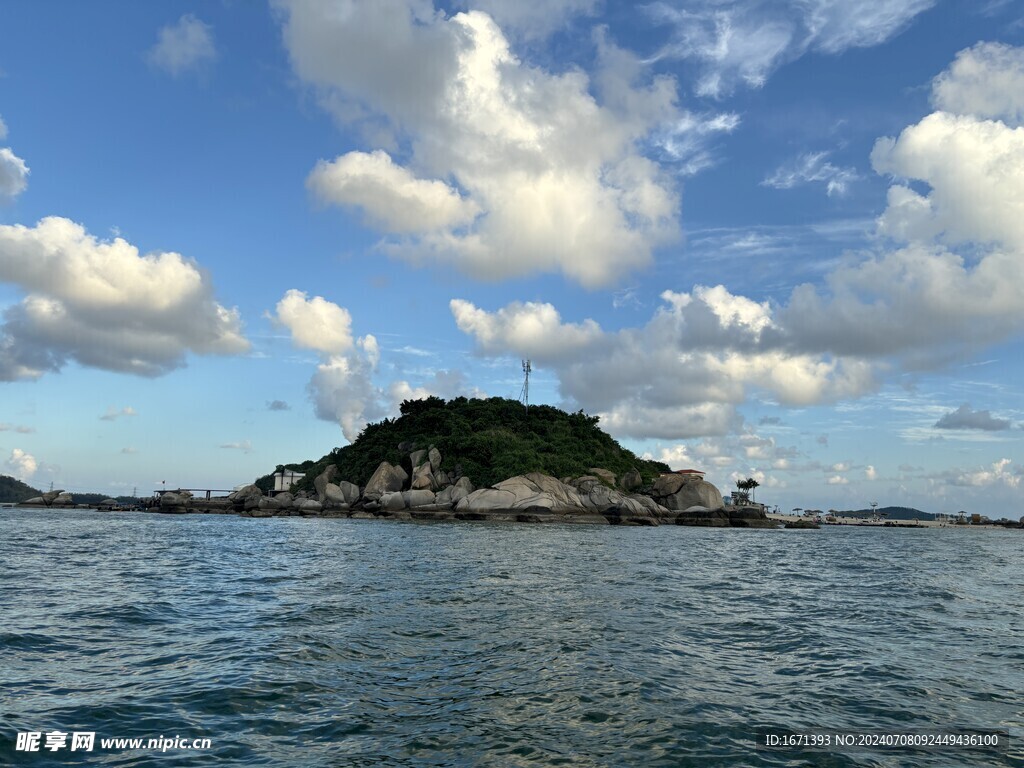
[2,0,1023,514]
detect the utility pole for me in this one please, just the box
[520,359,531,413]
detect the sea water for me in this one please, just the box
[2,508,1022,767]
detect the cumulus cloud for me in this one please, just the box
[763,151,859,196]
[934,403,1011,431]
[148,14,216,76]
[646,0,934,96]
[0,147,29,202]
[649,431,798,491]
[273,289,353,356]
[449,299,603,362]
[452,288,874,440]
[5,448,37,481]
[0,217,248,380]
[865,465,878,480]
[279,0,680,287]
[308,150,480,234]
[826,474,849,485]
[267,400,290,412]
[99,406,137,422]
[276,290,476,441]
[945,458,1019,489]
[931,42,1024,126]
[307,336,391,442]
[773,43,1024,370]
[451,38,1024,442]
[452,0,600,40]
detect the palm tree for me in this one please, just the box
[735,477,761,504]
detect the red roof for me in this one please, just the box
[674,469,705,475]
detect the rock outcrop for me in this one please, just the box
[453,472,666,524]
[649,473,724,511]
[314,466,339,502]
[363,461,408,499]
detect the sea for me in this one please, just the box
[1,508,1022,767]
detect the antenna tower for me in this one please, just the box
[520,359,531,412]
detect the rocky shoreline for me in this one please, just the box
[16,445,777,528]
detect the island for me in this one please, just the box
[11,397,777,528]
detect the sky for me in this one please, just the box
[1,0,1023,515]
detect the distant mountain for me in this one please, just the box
[839,506,935,521]
[0,474,40,502]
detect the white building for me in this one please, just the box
[273,470,304,493]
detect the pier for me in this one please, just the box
[154,488,236,500]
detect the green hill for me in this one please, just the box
[0,474,40,502]
[842,506,935,521]
[269,396,670,491]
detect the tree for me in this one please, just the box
[736,477,761,503]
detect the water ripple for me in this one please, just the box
[1,510,1022,766]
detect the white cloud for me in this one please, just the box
[0,217,248,380]
[646,0,934,97]
[947,458,1020,489]
[450,40,1024,439]
[308,150,479,233]
[452,0,600,40]
[646,106,741,174]
[308,337,391,442]
[0,147,29,202]
[273,289,353,356]
[763,151,858,196]
[776,45,1024,369]
[452,289,875,440]
[148,14,216,77]
[5,448,37,481]
[275,290,477,441]
[872,113,1024,251]
[931,42,1024,126]
[826,474,849,485]
[99,406,137,422]
[865,465,877,480]
[450,299,603,362]
[219,440,252,453]
[278,1,681,287]
[0,115,6,140]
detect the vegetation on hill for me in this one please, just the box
[842,506,935,520]
[264,396,671,491]
[0,474,40,502]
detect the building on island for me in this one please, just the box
[273,470,304,494]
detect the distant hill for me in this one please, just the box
[264,396,671,491]
[0,474,40,502]
[839,506,935,521]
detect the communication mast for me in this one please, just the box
[520,359,531,412]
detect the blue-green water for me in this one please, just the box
[1,509,1022,767]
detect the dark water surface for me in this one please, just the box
[1,508,1022,767]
